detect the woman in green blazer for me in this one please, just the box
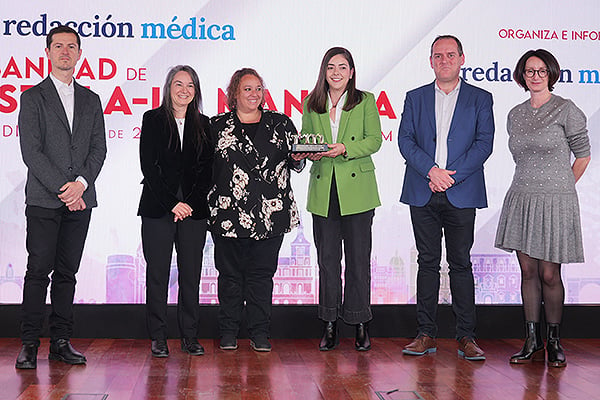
[298,47,382,351]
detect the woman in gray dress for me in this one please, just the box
[495,49,591,368]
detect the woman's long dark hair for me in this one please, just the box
[161,65,207,152]
[306,47,363,114]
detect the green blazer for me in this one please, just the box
[302,91,382,217]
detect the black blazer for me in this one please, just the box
[137,106,212,220]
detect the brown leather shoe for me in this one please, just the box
[458,337,485,361]
[402,334,437,356]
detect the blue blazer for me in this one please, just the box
[397,80,494,208]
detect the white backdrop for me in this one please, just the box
[1,0,599,304]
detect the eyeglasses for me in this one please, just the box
[524,69,548,78]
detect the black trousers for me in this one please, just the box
[141,215,207,340]
[410,192,477,339]
[312,178,374,325]
[21,205,92,345]
[213,234,283,339]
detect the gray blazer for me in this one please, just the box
[19,77,107,209]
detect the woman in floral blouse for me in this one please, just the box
[208,68,303,352]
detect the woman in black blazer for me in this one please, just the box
[137,65,212,357]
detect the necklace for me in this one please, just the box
[331,95,342,108]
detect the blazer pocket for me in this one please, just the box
[359,160,375,172]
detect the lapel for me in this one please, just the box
[318,111,333,143]
[337,106,352,143]
[447,79,469,140]
[425,82,436,136]
[40,77,71,135]
[72,80,88,138]
[170,112,182,154]
[182,109,201,158]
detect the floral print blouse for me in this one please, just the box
[208,110,303,240]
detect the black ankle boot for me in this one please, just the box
[355,322,371,351]
[547,323,566,368]
[319,320,338,351]
[510,321,544,364]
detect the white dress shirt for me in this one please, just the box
[49,73,88,189]
[434,79,461,169]
[175,117,185,150]
[328,91,347,143]
[49,73,75,131]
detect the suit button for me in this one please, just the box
[68,167,73,171]
[351,173,356,177]
[316,175,320,179]
[351,136,355,140]
[71,146,77,150]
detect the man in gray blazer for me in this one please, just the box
[15,25,106,369]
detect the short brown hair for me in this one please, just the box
[513,49,560,92]
[46,25,80,49]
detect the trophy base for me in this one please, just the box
[292,143,330,153]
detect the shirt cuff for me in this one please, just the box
[76,176,89,190]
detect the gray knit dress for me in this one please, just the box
[495,94,591,263]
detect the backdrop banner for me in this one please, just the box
[1,0,599,305]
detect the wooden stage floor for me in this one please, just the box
[1,337,599,400]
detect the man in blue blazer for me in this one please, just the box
[398,35,494,361]
[15,26,106,369]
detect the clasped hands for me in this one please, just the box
[428,166,456,192]
[58,181,86,211]
[290,143,346,162]
[172,202,193,222]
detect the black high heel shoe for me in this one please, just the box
[355,322,371,351]
[319,320,338,351]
